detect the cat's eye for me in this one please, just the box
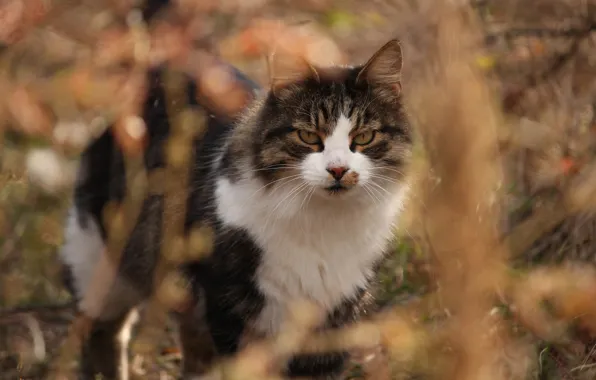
[297,130,321,145]
[352,131,376,146]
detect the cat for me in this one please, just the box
[59,38,413,380]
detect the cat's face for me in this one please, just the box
[252,40,412,200]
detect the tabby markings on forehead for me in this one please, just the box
[323,114,352,166]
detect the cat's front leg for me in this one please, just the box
[282,287,379,379]
[179,291,249,380]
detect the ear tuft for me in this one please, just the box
[356,39,403,92]
[268,47,320,97]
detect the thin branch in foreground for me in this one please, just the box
[129,70,204,376]
[47,153,149,380]
[0,301,75,324]
[506,159,596,261]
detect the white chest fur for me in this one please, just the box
[214,176,407,335]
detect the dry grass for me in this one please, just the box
[1,0,596,379]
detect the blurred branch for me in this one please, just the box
[406,2,513,379]
[48,154,149,379]
[0,301,75,324]
[507,159,596,260]
[129,71,200,377]
[501,18,596,113]
[487,21,596,41]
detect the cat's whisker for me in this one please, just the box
[369,171,398,178]
[368,186,383,206]
[289,183,313,214]
[248,175,303,199]
[266,182,309,224]
[373,165,401,170]
[362,184,382,206]
[367,180,391,197]
[263,181,308,226]
[373,166,404,175]
[369,174,399,184]
[361,185,376,205]
[298,185,316,212]
[306,186,316,205]
[249,165,303,173]
[367,182,388,205]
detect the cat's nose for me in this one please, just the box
[326,166,348,180]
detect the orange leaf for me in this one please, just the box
[161,347,181,355]
[529,39,546,56]
[560,157,577,176]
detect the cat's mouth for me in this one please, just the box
[325,183,350,194]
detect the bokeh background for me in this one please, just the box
[1,0,596,379]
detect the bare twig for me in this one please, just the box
[507,159,596,260]
[0,301,75,321]
[129,70,203,376]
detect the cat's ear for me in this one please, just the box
[267,47,320,97]
[356,39,403,94]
